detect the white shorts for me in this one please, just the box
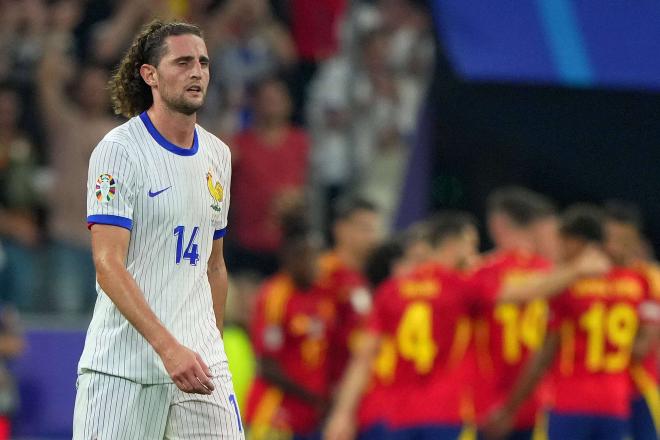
[72,364,244,440]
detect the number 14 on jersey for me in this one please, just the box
[174,225,200,266]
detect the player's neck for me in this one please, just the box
[147,106,197,149]
[333,246,363,271]
[433,248,458,269]
[497,235,535,255]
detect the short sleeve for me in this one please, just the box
[213,147,231,240]
[87,141,137,231]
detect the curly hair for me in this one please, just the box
[109,20,203,118]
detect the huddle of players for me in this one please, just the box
[242,188,660,440]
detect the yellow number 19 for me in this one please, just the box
[579,302,638,373]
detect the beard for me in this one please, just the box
[161,89,205,116]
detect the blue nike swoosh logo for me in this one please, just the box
[148,186,171,197]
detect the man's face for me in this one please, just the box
[458,225,480,269]
[336,210,382,260]
[559,235,586,263]
[532,216,561,262]
[255,81,291,123]
[604,220,641,266]
[439,226,480,270]
[403,240,434,269]
[154,34,210,115]
[288,240,320,289]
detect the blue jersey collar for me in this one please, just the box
[140,111,199,156]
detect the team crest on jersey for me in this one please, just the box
[206,170,223,211]
[95,173,116,203]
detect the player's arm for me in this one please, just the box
[482,332,559,440]
[632,299,660,363]
[497,246,610,303]
[208,237,229,335]
[36,36,78,131]
[632,323,660,363]
[91,224,214,395]
[259,356,327,407]
[323,332,381,440]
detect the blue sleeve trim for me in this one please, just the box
[87,214,133,231]
[213,228,227,240]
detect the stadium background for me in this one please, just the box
[0,0,659,438]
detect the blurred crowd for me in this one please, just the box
[0,0,434,313]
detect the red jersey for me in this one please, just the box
[231,127,309,253]
[362,263,473,428]
[549,268,652,417]
[469,250,552,429]
[246,274,336,435]
[629,262,660,398]
[318,252,370,385]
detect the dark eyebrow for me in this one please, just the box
[173,56,194,63]
[172,55,210,64]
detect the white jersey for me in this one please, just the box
[79,112,231,384]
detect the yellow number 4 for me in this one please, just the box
[396,302,438,374]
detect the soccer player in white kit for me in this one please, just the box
[72,20,244,439]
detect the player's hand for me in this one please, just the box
[160,343,215,395]
[323,409,356,440]
[573,245,611,278]
[481,407,514,440]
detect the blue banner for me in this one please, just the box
[431,0,660,90]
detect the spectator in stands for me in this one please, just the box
[378,0,435,83]
[37,36,117,313]
[0,85,42,309]
[286,0,347,121]
[0,0,47,86]
[204,0,297,136]
[229,77,309,277]
[351,29,415,230]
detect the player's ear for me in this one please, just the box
[140,64,158,87]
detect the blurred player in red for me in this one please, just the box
[489,204,660,440]
[470,188,608,440]
[246,224,336,440]
[604,201,660,439]
[318,198,382,385]
[324,211,480,440]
